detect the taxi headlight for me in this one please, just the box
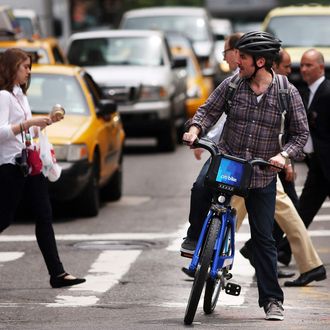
[53,144,88,162]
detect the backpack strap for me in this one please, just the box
[276,74,290,149]
[224,73,242,114]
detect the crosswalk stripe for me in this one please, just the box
[0,252,24,262]
[47,250,141,307]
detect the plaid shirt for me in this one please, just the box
[191,72,309,188]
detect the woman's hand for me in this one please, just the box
[49,105,65,122]
[27,116,52,129]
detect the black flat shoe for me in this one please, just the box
[240,244,255,268]
[284,265,326,287]
[50,272,86,288]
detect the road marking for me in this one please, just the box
[0,233,176,242]
[47,250,141,307]
[0,252,24,262]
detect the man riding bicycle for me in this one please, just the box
[182,31,309,321]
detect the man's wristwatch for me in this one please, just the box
[280,151,290,165]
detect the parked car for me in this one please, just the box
[67,29,187,151]
[0,36,67,64]
[262,4,330,90]
[171,45,213,118]
[119,7,218,79]
[29,64,125,216]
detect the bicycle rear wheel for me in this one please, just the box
[184,217,221,325]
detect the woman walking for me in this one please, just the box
[0,48,85,288]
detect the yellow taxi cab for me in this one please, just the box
[29,64,125,216]
[0,37,67,64]
[171,46,213,118]
[262,4,330,89]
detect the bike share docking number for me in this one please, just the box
[216,158,244,188]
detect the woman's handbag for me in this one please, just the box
[38,128,62,182]
[15,148,29,177]
[27,146,43,176]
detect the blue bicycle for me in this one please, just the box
[182,138,281,325]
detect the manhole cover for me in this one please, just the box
[73,240,157,250]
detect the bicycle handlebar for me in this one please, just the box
[184,137,283,171]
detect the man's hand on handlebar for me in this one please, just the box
[182,126,201,147]
[268,153,286,172]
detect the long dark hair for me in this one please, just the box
[0,48,32,95]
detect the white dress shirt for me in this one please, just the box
[303,76,325,154]
[0,85,32,165]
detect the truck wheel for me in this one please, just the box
[157,119,177,152]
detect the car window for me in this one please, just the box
[122,16,210,42]
[68,36,164,67]
[28,74,89,115]
[16,17,34,38]
[266,16,330,47]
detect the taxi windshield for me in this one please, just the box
[68,36,164,67]
[28,74,89,115]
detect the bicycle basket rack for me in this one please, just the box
[205,154,253,198]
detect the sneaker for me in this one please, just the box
[264,299,284,321]
[180,237,197,255]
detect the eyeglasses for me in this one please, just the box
[222,48,234,56]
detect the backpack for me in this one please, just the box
[224,73,289,149]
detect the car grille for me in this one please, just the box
[102,86,139,104]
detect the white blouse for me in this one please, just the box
[0,85,32,165]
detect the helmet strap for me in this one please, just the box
[251,56,264,78]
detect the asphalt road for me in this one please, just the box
[0,141,329,329]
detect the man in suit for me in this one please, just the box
[281,48,328,286]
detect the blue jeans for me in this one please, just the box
[187,158,283,307]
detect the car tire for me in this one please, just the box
[101,153,123,202]
[157,118,177,152]
[77,158,100,217]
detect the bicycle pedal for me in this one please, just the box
[225,282,241,296]
[180,251,193,259]
[225,273,233,280]
[181,267,195,278]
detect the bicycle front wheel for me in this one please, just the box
[184,217,221,325]
[204,275,222,314]
[203,220,231,314]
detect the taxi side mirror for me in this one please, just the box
[97,99,117,119]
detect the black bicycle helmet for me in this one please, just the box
[235,31,281,57]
